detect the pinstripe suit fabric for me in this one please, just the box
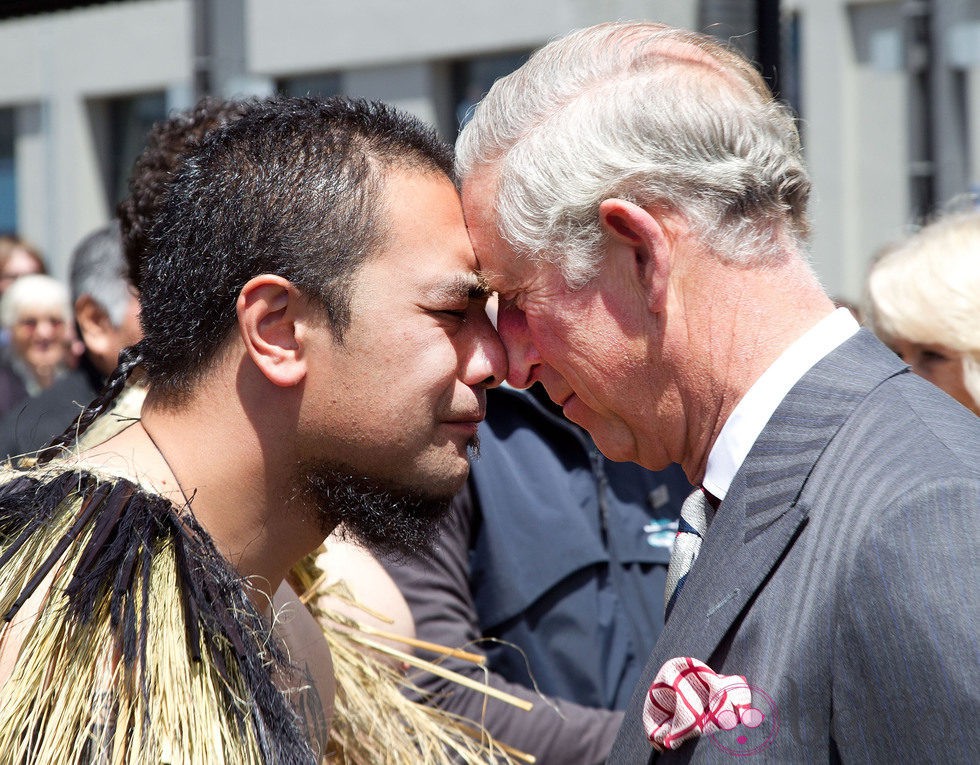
[610,330,980,763]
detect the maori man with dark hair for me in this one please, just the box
[0,97,505,763]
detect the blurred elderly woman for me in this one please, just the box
[0,274,71,416]
[866,210,980,415]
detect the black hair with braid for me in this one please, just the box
[139,95,454,399]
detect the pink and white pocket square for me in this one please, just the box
[643,657,760,751]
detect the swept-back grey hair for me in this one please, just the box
[456,22,811,287]
[69,220,132,328]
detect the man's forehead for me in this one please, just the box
[461,167,530,295]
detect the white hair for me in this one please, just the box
[70,221,132,328]
[456,22,811,287]
[0,274,70,329]
[866,210,980,408]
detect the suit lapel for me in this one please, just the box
[661,331,905,660]
[610,331,907,763]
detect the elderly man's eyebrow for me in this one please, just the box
[475,268,513,294]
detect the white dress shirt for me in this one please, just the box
[702,308,861,501]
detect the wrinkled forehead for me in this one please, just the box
[475,251,537,300]
[460,166,523,292]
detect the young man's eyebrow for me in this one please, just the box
[428,273,492,302]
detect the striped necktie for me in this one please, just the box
[664,488,715,620]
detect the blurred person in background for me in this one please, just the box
[0,221,142,458]
[866,210,980,415]
[0,274,70,416]
[0,234,46,297]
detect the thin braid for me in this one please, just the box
[35,342,147,465]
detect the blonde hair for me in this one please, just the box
[866,210,980,407]
[0,234,45,277]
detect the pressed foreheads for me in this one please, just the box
[457,22,811,287]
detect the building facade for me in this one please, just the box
[1,0,978,302]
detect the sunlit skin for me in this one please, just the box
[462,172,682,471]
[301,169,508,499]
[888,337,979,415]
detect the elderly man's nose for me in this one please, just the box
[495,302,540,389]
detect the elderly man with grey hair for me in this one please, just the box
[457,21,979,763]
[0,221,142,458]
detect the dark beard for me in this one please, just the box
[301,438,478,560]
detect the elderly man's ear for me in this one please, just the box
[599,198,672,313]
[237,275,311,388]
[74,296,113,360]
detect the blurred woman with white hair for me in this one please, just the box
[866,210,980,415]
[0,274,71,416]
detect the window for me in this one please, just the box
[449,50,531,135]
[102,92,168,209]
[0,109,15,234]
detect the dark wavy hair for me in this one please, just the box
[117,97,251,293]
[139,96,453,397]
[39,96,453,460]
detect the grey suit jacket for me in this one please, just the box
[610,330,980,763]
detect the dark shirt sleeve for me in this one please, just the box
[382,486,623,765]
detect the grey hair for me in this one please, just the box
[866,210,980,408]
[69,220,132,328]
[0,274,70,328]
[456,22,811,287]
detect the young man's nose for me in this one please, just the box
[463,313,508,388]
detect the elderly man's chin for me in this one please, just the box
[302,436,479,560]
[568,406,640,464]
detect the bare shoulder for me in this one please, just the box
[318,532,416,644]
[273,580,334,758]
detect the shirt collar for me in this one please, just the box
[702,308,860,500]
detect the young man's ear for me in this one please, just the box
[237,275,309,387]
[598,198,672,314]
